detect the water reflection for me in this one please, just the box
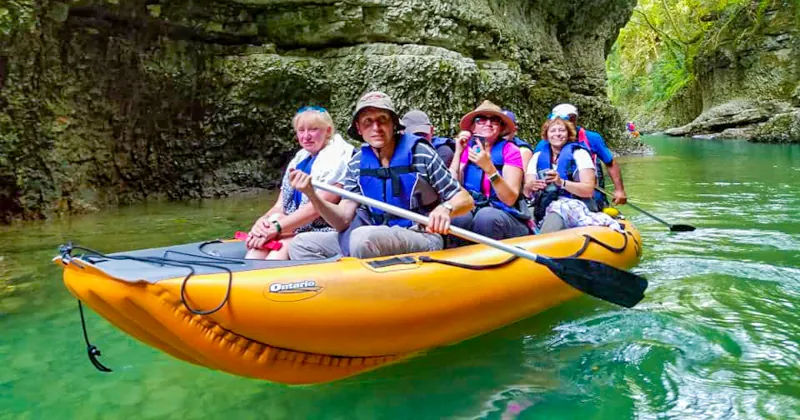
[2,136,800,419]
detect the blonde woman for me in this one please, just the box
[245,106,354,260]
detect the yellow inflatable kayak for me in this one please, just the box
[56,223,644,385]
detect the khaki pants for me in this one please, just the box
[288,226,443,260]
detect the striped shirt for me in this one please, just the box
[343,142,461,208]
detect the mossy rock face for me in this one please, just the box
[692,1,799,109]
[0,0,638,221]
[751,111,800,143]
[657,1,799,137]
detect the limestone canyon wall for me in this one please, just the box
[0,0,637,220]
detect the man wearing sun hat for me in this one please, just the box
[447,100,532,242]
[535,103,627,208]
[400,109,456,167]
[288,91,473,260]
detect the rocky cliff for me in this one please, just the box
[0,0,638,221]
[663,0,799,142]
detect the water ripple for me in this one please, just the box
[640,257,800,285]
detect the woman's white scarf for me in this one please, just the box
[285,133,353,183]
[280,134,354,232]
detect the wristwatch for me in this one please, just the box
[488,172,502,183]
[441,202,454,213]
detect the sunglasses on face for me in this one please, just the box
[297,105,327,113]
[473,115,503,126]
[548,113,573,120]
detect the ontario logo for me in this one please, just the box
[265,279,324,302]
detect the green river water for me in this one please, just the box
[1,135,799,419]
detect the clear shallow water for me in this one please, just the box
[1,136,799,419]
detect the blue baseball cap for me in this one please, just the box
[502,109,517,124]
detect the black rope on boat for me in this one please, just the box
[419,230,630,270]
[417,254,519,270]
[63,244,243,316]
[565,230,629,259]
[77,300,112,372]
[197,239,224,256]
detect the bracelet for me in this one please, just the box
[561,180,567,189]
[270,219,282,234]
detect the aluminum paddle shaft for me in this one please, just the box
[310,181,648,308]
[310,181,545,264]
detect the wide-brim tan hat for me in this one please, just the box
[459,100,516,136]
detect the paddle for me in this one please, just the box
[596,187,696,232]
[311,180,648,308]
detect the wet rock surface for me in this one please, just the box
[662,1,799,142]
[0,0,639,221]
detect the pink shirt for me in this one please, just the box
[460,141,523,197]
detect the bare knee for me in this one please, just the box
[266,239,290,260]
[245,248,270,260]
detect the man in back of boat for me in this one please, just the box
[534,104,627,209]
[401,110,456,167]
[288,91,474,260]
[502,109,535,173]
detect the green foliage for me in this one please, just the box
[0,0,36,38]
[607,0,750,120]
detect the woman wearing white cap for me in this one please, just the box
[525,116,621,233]
[533,103,628,208]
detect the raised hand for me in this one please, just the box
[468,144,493,173]
[454,131,472,151]
[288,169,314,195]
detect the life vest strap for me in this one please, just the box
[360,165,415,197]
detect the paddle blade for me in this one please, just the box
[538,257,648,308]
[670,224,696,232]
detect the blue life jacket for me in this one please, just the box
[292,154,317,207]
[431,136,455,151]
[463,138,530,221]
[359,133,427,227]
[532,141,595,222]
[510,136,534,153]
[535,129,607,209]
[577,126,608,208]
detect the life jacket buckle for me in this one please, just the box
[374,168,392,178]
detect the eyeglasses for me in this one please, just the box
[473,115,503,126]
[548,113,573,120]
[297,106,327,114]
